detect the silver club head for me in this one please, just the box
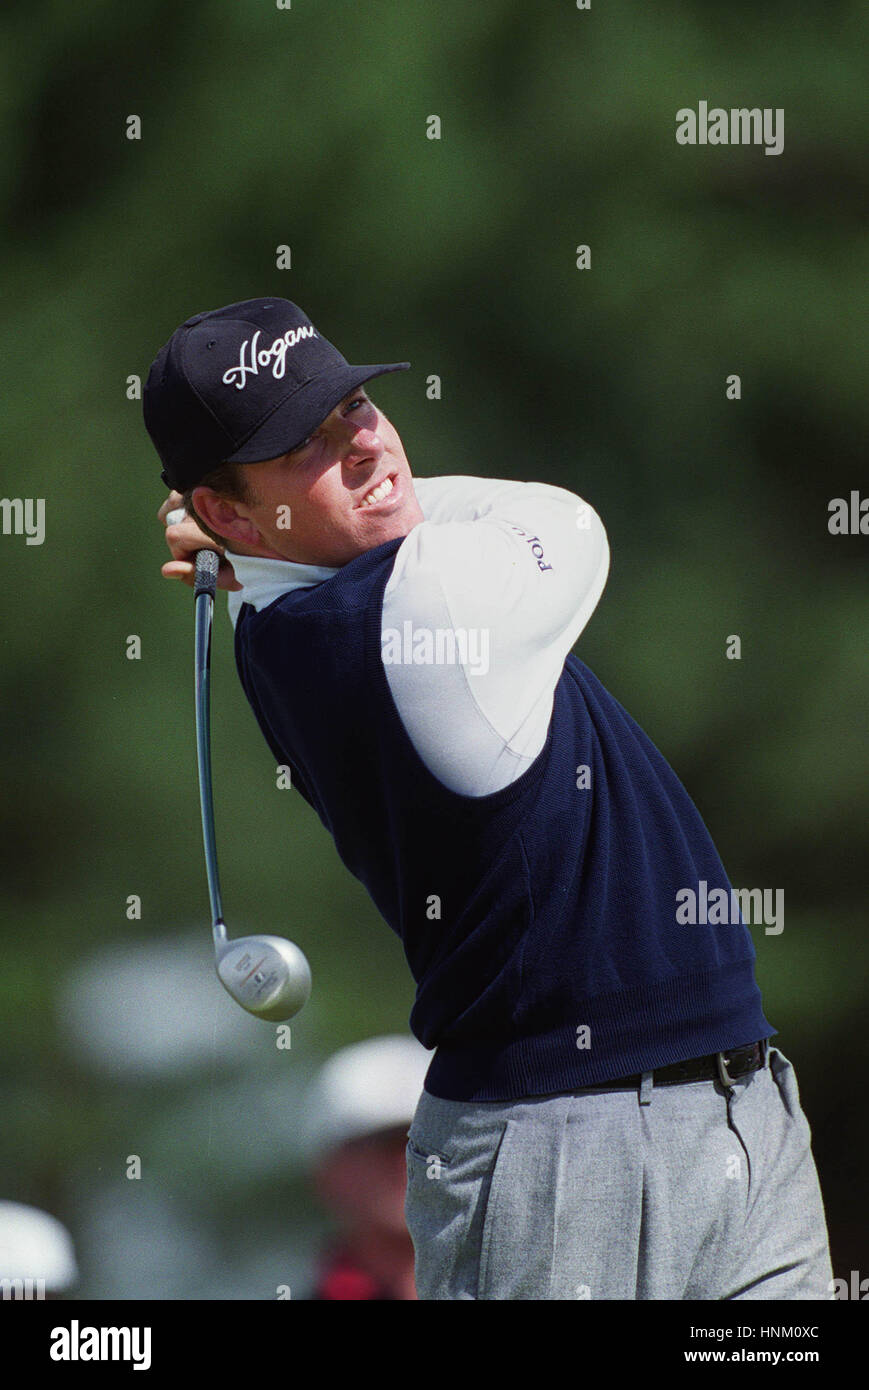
[214,932,312,1022]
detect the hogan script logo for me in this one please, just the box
[222,325,318,390]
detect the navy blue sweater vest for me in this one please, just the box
[234,537,774,1101]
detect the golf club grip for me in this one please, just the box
[194,548,220,598]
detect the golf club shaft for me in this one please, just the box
[193,548,227,948]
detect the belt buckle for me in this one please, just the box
[716,1050,736,1088]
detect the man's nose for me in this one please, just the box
[342,425,382,463]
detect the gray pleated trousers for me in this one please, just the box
[405,1046,833,1300]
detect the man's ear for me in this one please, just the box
[191,486,260,548]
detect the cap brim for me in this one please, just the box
[225,362,410,465]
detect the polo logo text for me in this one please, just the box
[222,326,318,390]
[508,523,553,572]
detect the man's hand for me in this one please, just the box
[157,491,243,591]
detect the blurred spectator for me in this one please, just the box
[300,1035,431,1300]
[0,1201,78,1299]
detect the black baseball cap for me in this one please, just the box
[143,297,410,492]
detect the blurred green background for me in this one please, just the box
[0,0,866,1297]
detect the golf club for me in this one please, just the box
[191,542,312,1022]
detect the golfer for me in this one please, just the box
[144,296,833,1300]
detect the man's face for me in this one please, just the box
[221,387,423,567]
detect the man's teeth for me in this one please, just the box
[361,476,394,507]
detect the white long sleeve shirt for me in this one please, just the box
[226,475,609,796]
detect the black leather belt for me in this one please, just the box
[576,1039,768,1092]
